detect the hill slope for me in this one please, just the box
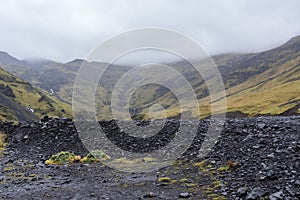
[124,36,300,118]
[0,66,71,121]
[212,36,300,116]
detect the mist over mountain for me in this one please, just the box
[0,35,299,121]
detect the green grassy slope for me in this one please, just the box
[0,66,71,121]
[223,54,300,116]
[133,36,300,118]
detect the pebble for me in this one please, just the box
[143,192,156,198]
[178,192,190,198]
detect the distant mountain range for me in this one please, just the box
[0,35,299,121]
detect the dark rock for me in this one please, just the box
[246,187,267,200]
[0,83,15,98]
[41,116,49,123]
[237,187,247,197]
[269,191,284,200]
[267,153,275,159]
[271,125,280,130]
[0,176,6,181]
[266,170,277,180]
[295,180,300,186]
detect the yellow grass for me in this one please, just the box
[0,132,7,151]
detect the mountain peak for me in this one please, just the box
[290,35,300,41]
[0,51,25,66]
[275,35,300,54]
[284,35,300,46]
[65,59,86,65]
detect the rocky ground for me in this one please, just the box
[0,116,299,199]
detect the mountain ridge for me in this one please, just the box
[0,35,299,120]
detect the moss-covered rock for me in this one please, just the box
[45,151,81,165]
[80,150,110,163]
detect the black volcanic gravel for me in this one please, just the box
[0,116,299,199]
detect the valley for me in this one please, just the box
[0,35,299,200]
[0,36,299,122]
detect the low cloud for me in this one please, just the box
[0,0,299,62]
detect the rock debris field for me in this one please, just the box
[0,116,299,199]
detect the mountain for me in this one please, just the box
[23,58,61,73]
[0,51,26,66]
[186,36,300,117]
[0,51,39,84]
[1,36,300,120]
[219,36,300,116]
[124,36,300,118]
[0,66,71,122]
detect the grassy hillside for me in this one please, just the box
[131,36,300,118]
[0,104,18,121]
[0,66,71,121]
[224,54,300,116]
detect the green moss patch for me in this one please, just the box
[80,150,110,163]
[45,151,81,165]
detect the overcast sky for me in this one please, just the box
[0,0,300,63]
